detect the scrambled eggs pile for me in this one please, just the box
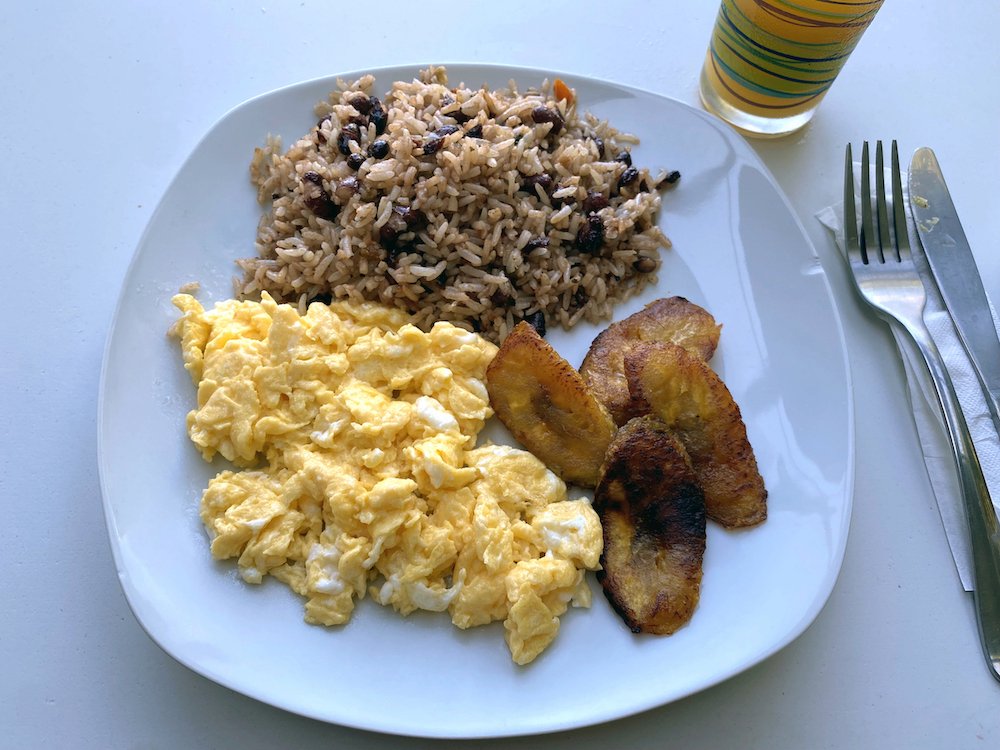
[171,292,602,664]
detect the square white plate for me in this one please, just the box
[98,64,853,738]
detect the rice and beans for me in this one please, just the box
[238,66,676,343]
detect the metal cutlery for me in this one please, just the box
[843,140,1000,682]
[909,148,1000,444]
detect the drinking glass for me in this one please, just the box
[699,0,885,137]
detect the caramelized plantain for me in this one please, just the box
[580,297,721,425]
[625,341,766,528]
[486,321,616,487]
[595,415,706,635]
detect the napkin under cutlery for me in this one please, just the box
[818,175,1000,592]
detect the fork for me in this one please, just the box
[844,140,1000,682]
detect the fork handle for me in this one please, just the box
[902,317,1000,682]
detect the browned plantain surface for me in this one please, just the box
[595,415,706,635]
[580,297,722,425]
[486,321,617,487]
[625,341,766,528]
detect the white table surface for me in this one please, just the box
[4,1,998,747]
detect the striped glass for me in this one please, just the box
[700,0,884,137]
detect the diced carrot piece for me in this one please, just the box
[553,78,574,104]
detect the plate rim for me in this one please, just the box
[97,61,856,739]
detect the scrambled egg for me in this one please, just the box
[170,292,602,664]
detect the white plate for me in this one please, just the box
[98,64,853,738]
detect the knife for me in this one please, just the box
[909,147,1000,440]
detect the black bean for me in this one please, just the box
[572,287,589,308]
[422,135,444,155]
[315,115,332,144]
[592,135,606,159]
[434,125,460,138]
[385,243,409,266]
[336,132,353,155]
[617,166,639,189]
[369,97,388,135]
[379,219,402,246]
[530,105,564,135]
[378,206,424,248]
[575,214,604,254]
[526,237,550,250]
[337,123,361,156]
[490,289,513,307]
[521,173,554,195]
[334,176,359,203]
[308,292,334,306]
[368,139,390,158]
[451,110,473,124]
[399,205,424,227]
[657,170,681,188]
[634,257,658,273]
[581,191,610,214]
[465,123,483,139]
[378,225,398,248]
[615,151,632,167]
[523,310,547,337]
[300,172,339,221]
[346,152,365,170]
[349,94,372,114]
[379,224,404,248]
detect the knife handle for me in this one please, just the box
[903,316,1000,682]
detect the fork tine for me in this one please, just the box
[843,144,861,262]
[890,140,909,261]
[875,141,891,263]
[860,142,875,262]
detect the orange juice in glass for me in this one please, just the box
[700,0,884,137]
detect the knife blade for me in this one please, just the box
[909,147,1000,438]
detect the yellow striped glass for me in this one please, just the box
[700,0,884,137]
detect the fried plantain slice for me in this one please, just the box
[625,341,766,528]
[580,297,722,425]
[486,321,617,487]
[595,415,706,635]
